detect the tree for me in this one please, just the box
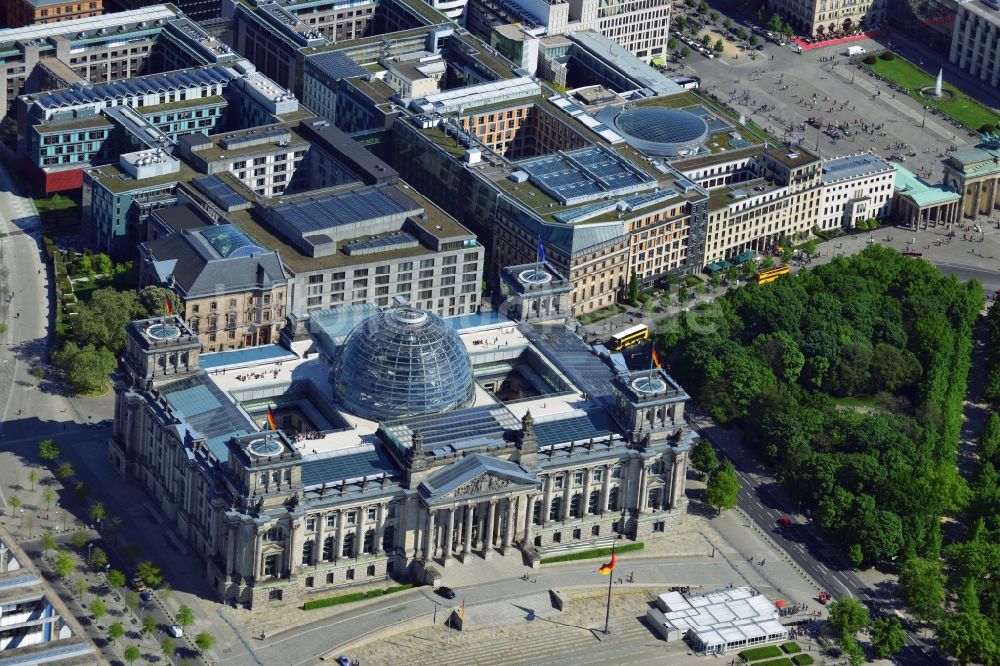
[176,605,195,630]
[38,438,60,464]
[89,546,108,570]
[667,37,678,50]
[769,11,783,31]
[107,568,126,590]
[124,591,140,613]
[870,616,907,658]
[705,459,739,514]
[161,638,176,658]
[73,576,86,598]
[629,269,640,304]
[696,0,708,12]
[749,34,759,47]
[73,482,89,504]
[94,253,113,276]
[42,487,55,518]
[89,598,107,622]
[28,469,37,491]
[714,39,724,53]
[40,532,57,558]
[55,462,75,480]
[53,342,116,394]
[72,287,144,355]
[108,622,125,646]
[690,438,718,475]
[7,495,21,517]
[143,614,157,636]
[135,560,163,588]
[723,17,732,31]
[700,33,712,47]
[123,645,141,665]
[937,609,997,665]
[89,501,106,523]
[680,46,691,58]
[76,253,94,278]
[899,557,945,621]
[848,543,863,568]
[840,635,865,666]
[195,632,216,652]
[138,285,180,318]
[70,530,88,550]
[159,582,172,603]
[735,26,748,41]
[827,598,869,637]
[709,10,719,22]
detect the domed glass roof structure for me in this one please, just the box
[333,307,475,421]
[599,107,709,157]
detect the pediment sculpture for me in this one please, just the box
[452,473,514,498]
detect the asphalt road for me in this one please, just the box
[693,417,946,665]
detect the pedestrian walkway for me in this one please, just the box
[794,28,888,51]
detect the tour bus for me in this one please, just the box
[610,324,649,351]
[756,265,791,285]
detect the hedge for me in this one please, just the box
[755,659,793,666]
[738,645,783,661]
[781,642,802,654]
[792,655,814,665]
[540,542,644,564]
[302,583,414,610]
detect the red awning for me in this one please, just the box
[775,600,787,608]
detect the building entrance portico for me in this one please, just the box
[415,454,539,566]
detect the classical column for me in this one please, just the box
[253,528,265,579]
[423,509,435,561]
[462,503,474,559]
[501,498,514,553]
[225,522,237,576]
[523,494,536,542]
[355,506,365,558]
[375,504,386,556]
[312,514,324,564]
[483,501,497,559]
[600,464,611,513]
[637,464,649,513]
[288,521,301,572]
[397,497,410,555]
[541,475,553,524]
[442,508,455,565]
[335,510,345,561]
[561,476,571,521]
[582,467,593,517]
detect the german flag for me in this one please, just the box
[651,348,662,369]
[598,552,616,575]
[164,295,173,316]
[266,407,277,431]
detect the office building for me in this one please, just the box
[104,0,220,22]
[0,530,96,663]
[950,0,1000,86]
[111,293,694,608]
[817,152,895,230]
[765,0,886,37]
[2,0,102,28]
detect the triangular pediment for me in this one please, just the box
[419,454,538,505]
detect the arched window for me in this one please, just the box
[648,488,660,510]
[381,525,396,553]
[342,532,355,558]
[588,490,601,514]
[533,500,542,525]
[322,536,334,561]
[608,486,620,511]
[569,494,582,518]
[549,497,562,521]
[363,528,376,555]
[302,539,314,563]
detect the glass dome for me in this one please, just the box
[603,107,709,157]
[333,306,475,421]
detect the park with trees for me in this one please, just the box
[661,246,980,567]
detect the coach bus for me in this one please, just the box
[610,324,649,351]
[757,265,791,285]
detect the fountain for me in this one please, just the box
[919,68,953,101]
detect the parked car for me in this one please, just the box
[336,657,351,666]
[140,591,154,603]
[436,586,456,600]
[777,516,792,528]
[168,625,183,638]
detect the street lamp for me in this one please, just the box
[922,105,928,128]
[87,542,93,562]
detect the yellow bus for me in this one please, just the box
[610,324,649,351]
[757,265,790,285]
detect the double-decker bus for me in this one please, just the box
[757,265,791,285]
[610,324,649,351]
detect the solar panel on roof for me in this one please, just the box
[344,232,418,254]
[192,175,250,211]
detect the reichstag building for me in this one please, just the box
[111,263,694,608]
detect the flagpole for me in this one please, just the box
[603,536,617,635]
[648,346,655,380]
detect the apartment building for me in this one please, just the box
[949,0,1000,87]
[139,204,290,352]
[2,0,102,28]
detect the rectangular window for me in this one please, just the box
[346,568,355,580]
[367,507,377,521]
[347,511,356,525]
[574,472,584,485]
[326,572,334,583]
[554,476,564,489]
[306,518,316,531]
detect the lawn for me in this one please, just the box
[578,303,626,326]
[539,542,644,564]
[865,55,999,131]
[738,645,783,661]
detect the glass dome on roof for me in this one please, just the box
[609,107,709,156]
[333,307,475,421]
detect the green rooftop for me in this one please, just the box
[893,163,960,207]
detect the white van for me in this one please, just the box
[845,45,866,56]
